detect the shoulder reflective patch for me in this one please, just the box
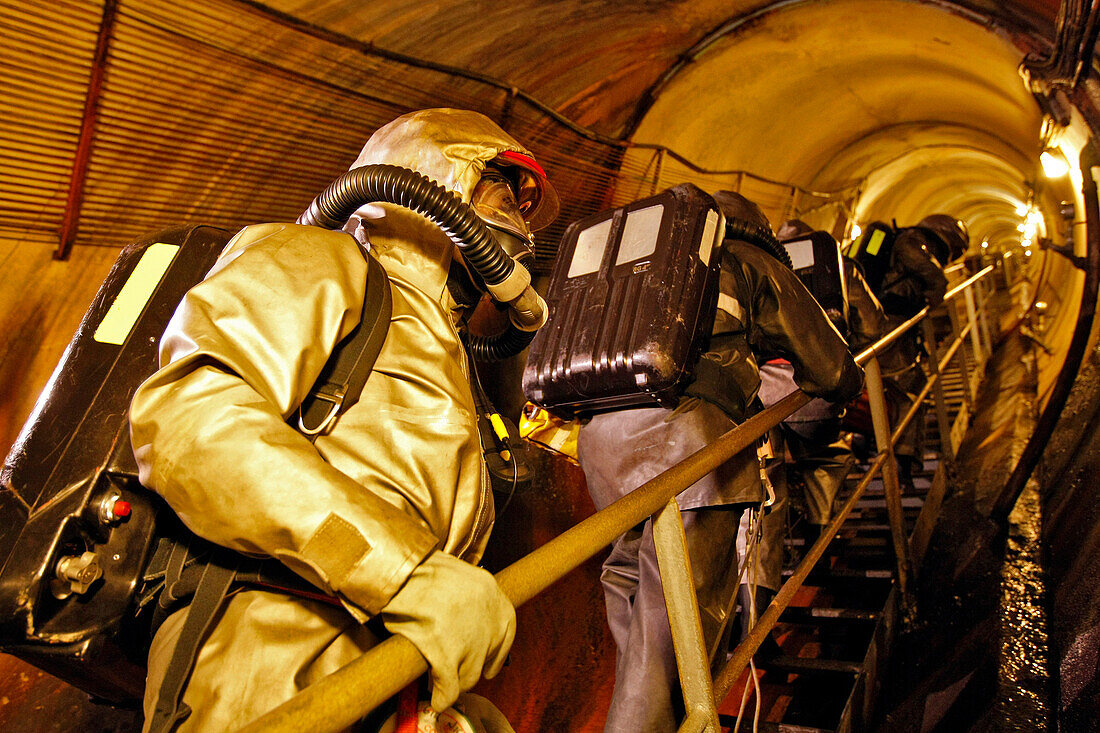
[866,229,886,256]
[717,293,745,322]
[93,243,180,345]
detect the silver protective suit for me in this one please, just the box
[129,109,540,730]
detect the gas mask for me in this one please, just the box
[448,167,537,309]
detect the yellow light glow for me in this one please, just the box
[850,223,862,239]
[1015,203,1029,216]
[1025,249,1033,257]
[1041,149,1070,178]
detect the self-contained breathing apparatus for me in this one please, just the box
[847,215,967,294]
[0,163,546,706]
[522,183,795,421]
[778,228,850,337]
[847,220,897,292]
[522,183,726,417]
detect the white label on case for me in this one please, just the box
[569,217,613,278]
[784,238,816,270]
[94,243,180,346]
[700,210,719,266]
[615,204,664,266]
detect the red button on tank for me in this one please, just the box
[112,500,131,519]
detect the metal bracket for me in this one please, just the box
[1043,239,1088,270]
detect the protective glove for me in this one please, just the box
[380,550,516,712]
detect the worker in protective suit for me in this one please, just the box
[576,192,862,732]
[129,108,557,732]
[874,214,968,489]
[734,220,885,656]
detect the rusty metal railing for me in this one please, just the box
[238,263,1001,733]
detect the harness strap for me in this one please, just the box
[147,553,238,733]
[298,249,391,436]
[158,541,190,610]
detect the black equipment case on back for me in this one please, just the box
[780,230,850,334]
[846,220,895,292]
[522,182,725,418]
[0,226,235,703]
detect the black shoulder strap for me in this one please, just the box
[147,547,238,733]
[298,247,392,435]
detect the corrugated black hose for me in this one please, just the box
[727,218,794,269]
[298,164,536,361]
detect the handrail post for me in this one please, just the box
[863,357,914,613]
[964,286,985,372]
[975,277,992,357]
[947,299,974,414]
[921,319,955,463]
[652,501,721,733]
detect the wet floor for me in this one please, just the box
[879,285,1056,731]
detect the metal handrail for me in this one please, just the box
[713,319,974,706]
[238,263,1001,733]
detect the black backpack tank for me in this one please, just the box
[781,229,850,335]
[846,221,895,292]
[522,183,725,417]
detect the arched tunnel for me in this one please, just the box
[2,0,1099,730]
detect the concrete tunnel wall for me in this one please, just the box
[0,0,1096,729]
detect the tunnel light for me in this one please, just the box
[1041,149,1070,178]
[850,223,862,239]
[1015,202,1029,216]
[1025,249,1033,257]
[982,240,989,249]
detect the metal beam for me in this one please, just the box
[57,0,119,260]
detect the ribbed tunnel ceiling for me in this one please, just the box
[262,0,1056,135]
[263,0,1059,252]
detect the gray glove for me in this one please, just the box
[380,550,516,711]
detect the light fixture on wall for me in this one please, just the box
[1041,148,1070,178]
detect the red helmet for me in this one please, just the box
[493,150,560,233]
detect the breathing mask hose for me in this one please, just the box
[726,219,794,269]
[297,164,547,360]
[464,326,538,362]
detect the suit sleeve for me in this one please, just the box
[894,231,948,306]
[129,223,437,617]
[844,259,886,349]
[729,244,863,403]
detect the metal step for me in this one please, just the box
[759,655,863,676]
[718,718,833,733]
[780,607,879,625]
[853,496,925,509]
[782,566,894,582]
